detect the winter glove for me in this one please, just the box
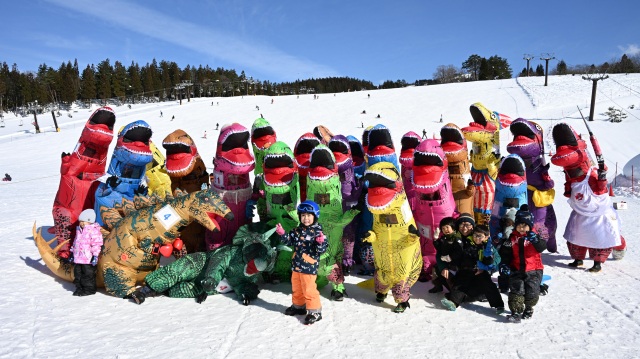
[275,223,285,236]
[90,256,98,266]
[597,167,607,181]
[106,175,120,189]
[499,263,511,276]
[316,232,325,244]
[525,231,539,244]
[196,292,208,304]
[245,199,257,219]
[408,224,419,236]
[434,227,441,239]
[361,231,372,243]
[481,255,493,266]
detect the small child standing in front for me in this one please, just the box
[430,217,462,293]
[499,204,547,322]
[275,200,327,325]
[70,209,103,296]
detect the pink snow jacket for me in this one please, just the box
[71,223,103,264]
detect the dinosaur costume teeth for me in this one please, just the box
[295,133,321,200]
[308,145,337,180]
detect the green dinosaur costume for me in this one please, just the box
[142,224,285,304]
[261,141,300,281]
[251,118,277,221]
[305,145,359,295]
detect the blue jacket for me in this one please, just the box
[279,223,328,275]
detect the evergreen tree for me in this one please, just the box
[80,65,96,101]
[462,54,483,81]
[112,61,127,99]
[95,59,113,100]
[535,64,544,76]
[478,58,491,80]
[556,60,567,75]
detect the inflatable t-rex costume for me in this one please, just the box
[145,141,172,199]
[294,132,321,201]
[488,154,528,237]
[52,106,116,259]
[363,161,421,312]
[347,135,366,179]
[411,139,456,281]
[506,118,557,251]
[366,124,399,169]
[205,123,255,251]
[34,189,233,297]
[329,135,362,275]
[261,141,300,281]
[306,144,359,299]
[135,224,283,304]
[550,123,625,271]
[399,131,422,202]
[251,118,277,221]
[94,120,153,227]
[461,103,503,225]
[162,129,210,253]
[440,123,474,215]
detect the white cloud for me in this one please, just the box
[44,0,339,80]
[618,44,640,56]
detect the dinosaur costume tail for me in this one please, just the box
[33,223,75,282]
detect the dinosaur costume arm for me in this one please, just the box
[201,247,234,294]
[362,230,377,244]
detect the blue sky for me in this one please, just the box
[2,0,639,84]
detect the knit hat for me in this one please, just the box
[514,204,534,228]
[503,207,517,222]
[78,209,96,224]
[455,213,475,229]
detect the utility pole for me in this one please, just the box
[540,53,555,86]
[523,54,534,77]
[582,72,609,121]
[31,100,41,133]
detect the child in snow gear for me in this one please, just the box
[499,204,547,321]
[70,209,103,296]
[441,222,504,313]
[495,207,517,292]
[276,200,328,325]
[430,217,462,293]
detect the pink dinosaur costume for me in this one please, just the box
[399,131,422,202]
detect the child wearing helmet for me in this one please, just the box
[275,200,327,325]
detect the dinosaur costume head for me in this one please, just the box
[109,120,153,176]
[309,144,338,180]
[440,123,468,163]
[294,132,321,174]
[550,123,592,181]
[498,154,527,188]
[364,161,404,213]
[235,226,280,276]
[412,139,449,196]
[328,135,353,172]
[214,123,255,175]
[462,102,500,146]
[251,118,277,175]
[399,131,421,170]
[77,106,116,157]
[162,129,205,178]
[263,141,297,187]
[507,118,544,161]
[347,135,365,167]
[367,124,398,169]
[145,141,172,198]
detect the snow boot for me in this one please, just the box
[522,307,534,319]
[507,314,522,323]
[331,284,347,301]
[131,285,157,304]
[304,312,322,325]
[496,307,505,315]
[375,292,388,303]
[284,305,307,316]
[393,301,410,313]
[428,285,444,293]
[568,259,584,267]
[587,261,602,273]
[540,283,549,296]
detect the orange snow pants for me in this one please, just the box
[291,271,321,311]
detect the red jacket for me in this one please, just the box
[507,231,545,272]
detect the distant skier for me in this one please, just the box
[368,94,370,99]
[422,129,427,139]
[203,131,207,139]
[376,114,381,118]
[2,173,11,181]
[256,105,260,111]
[171,115,175,121]
[160,111,163,117]
[215,123,219,130]
[440,114,443,123]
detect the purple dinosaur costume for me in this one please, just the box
[506,118,557,252]
[411,139,456,280]
[329,135,362,274]
[399,131,422,202]
[205,123,256,251]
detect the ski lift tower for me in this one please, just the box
[582,72,609,121]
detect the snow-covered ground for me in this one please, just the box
[1,74,640,358]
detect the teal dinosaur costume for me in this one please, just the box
[261,141,300,281]
[306,145,359,299]
[135,224,286,304]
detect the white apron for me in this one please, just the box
[563,168,621,248]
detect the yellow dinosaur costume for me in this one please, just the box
[363,162,421,312]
